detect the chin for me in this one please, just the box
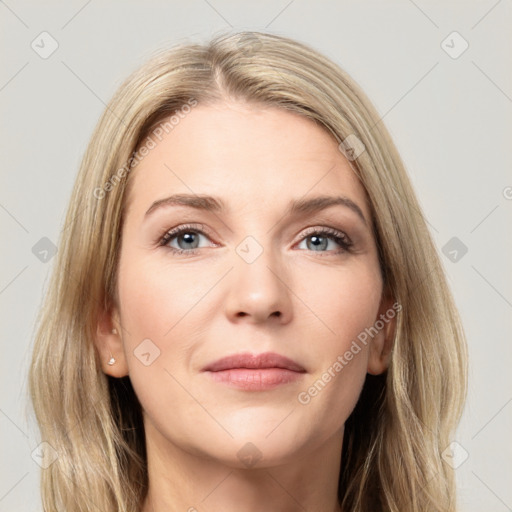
[202,421,312,468]
[200,437,306,470]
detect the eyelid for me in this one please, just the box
[157,223,213,245]
[157,224,350,243]
[157,222,353,256]
[297,225,352,246]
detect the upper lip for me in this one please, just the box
[202,352,306,373]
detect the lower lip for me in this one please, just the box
[205,368,305,390]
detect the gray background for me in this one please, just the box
[1,1,511,510]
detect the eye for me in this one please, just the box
[296,227,353,254]
[159,224,215,256]
[158,224,353,256]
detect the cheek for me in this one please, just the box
[294,263,382,424]
[115,252,218,404]
[117,251,216,342]
[300,260,382,348]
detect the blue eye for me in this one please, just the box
[158,224,353,256]
[159,224,210,255]
[297,227,353,254]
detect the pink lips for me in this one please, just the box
[202,352,306,391]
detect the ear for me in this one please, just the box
[367,294,398,376]
[94,305,129,378]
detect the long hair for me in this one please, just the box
[29,30,467,511]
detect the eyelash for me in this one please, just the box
[158,223,353,256]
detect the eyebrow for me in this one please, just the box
[144,193,368,225]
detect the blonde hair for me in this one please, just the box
[29,30,467,511]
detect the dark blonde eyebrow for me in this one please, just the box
[144,193,368,226]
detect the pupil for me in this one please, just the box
[309,235,327,251]
[180,232,197,249]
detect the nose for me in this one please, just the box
[224,243,293,325]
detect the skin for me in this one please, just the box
[95,100,395,512]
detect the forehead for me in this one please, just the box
[123,102,369,221]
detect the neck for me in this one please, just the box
[141,419,344,512]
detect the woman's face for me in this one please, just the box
[108,100,393,467]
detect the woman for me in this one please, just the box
[29,30,467,511]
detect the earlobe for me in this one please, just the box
[367,295,398,376]
[95,307,129,378]
[107,332,117,366]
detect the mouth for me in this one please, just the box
[202,352,306,391]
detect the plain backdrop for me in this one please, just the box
[1,1,511,510]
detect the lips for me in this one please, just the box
[202,352,306,373]
[202,352,306,390]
